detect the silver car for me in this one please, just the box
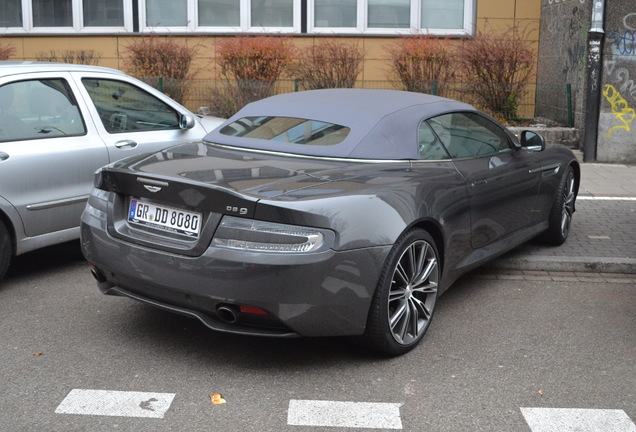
[0,62,224,280]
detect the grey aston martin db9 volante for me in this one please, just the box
[81,89,579,355]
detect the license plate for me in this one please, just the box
[128,198,202,237]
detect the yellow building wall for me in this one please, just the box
[2,0,540,78]
[1,0,540,115]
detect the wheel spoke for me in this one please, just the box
[390,302,410,342]
[561,210,571,234]
[413,258,437,288]
[407,243,419,282]
[389,301,407,330]
[410,295,432,321]
[389,287,407,302]
[408,299,420,337]
[413,281,438,295]
[394,262,410,286]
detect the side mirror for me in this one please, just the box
[520,130,545,151]
[179,114,196,130]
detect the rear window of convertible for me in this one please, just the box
[220,116,350,146]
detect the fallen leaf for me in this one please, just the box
[538,390,544,397]
[210,394,226,405]
[32,352,44,357]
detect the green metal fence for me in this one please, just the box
[143,77,572,125]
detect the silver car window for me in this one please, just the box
[0,79,86,142]
[82,78,180,134]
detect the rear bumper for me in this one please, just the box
[81,214,390,338]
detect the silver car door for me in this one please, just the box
[71,72,209,161]
[0,73,109,238]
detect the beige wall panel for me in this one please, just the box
[516,0,542,20]
[0,37,23,59]
[477,0,516,19]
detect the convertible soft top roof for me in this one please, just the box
[204,89,477,160]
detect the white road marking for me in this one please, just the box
[55,389,176,419]
[521,408,636,432]
[287,399,403,429]
[577,196,636,201]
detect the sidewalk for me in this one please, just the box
[487,163,636,274]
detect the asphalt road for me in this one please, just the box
[1,242,635,431]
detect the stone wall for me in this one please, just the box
[537,0,635,163]
[536,0,591,129]
[597,2,636,163]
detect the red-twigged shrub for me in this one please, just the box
[0,43,15,60]
[290,39,364,89]
[208,36,294,116]
[123,35,199,104]
[457,25,536,120]
[385,35,455,95]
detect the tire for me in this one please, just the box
[364,229,440,356]
[0,219,12,281]
[543,165,576,246]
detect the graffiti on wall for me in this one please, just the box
[608,29,635,55]
[602,84,635,137]
[603,10,636,143]
[623,12,636,30]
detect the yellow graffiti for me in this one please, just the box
[603,84,636,138]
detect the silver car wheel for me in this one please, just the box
[560,169,575,238]
[544,165,577,246]
[388,239,439,345]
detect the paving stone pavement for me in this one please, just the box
[488,163,636,274]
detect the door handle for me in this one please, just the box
[0,151,9,161]
[471,178,488,187]
[115,140,138,149]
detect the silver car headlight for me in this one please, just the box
[212,216,334,253]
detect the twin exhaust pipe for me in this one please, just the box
[90,266,252,326]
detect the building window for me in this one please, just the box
[368,0,410,29]
[314,0,357,28]
[198,0,240,27]
[421,0,464,30]
[33,0,73,27]
[250,0,294,28]
[145,0,188,27]
[141,0,301,33]
[0,0,22,27]
[308,0,474,35]
[83,0,125,27]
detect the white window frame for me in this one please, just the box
[1,0,132,33]
[307,0,475,36]
[141,0,302,34]
[0,0,471,35]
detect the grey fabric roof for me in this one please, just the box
[203,89,477,160]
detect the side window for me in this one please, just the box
[418,121,450,160]
[427,112,510,159]
[0,79,86,142]
[82,78,179,133]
